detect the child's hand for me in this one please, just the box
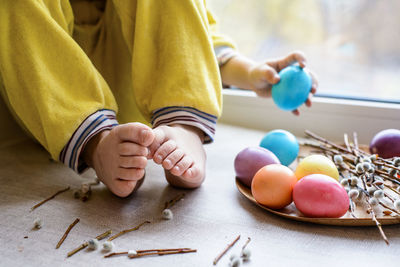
[248,51,318,115]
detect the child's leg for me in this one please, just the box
[112,0,223,188]
[0,0,151,197]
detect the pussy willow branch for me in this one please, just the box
[31,186,70,211]
[56,218,79,249]
[107,220,151,241]
[164,193,185,209]
[213,235,240,265]
[67,229,112,257]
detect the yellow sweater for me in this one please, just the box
[0,0,235,171]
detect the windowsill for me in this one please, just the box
[220,89,400,144]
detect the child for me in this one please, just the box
[0,0,317,197]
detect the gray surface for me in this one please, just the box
[0,123,399,267]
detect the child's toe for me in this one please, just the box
[153,140,177,164]
[119,156,147,169]
[171,155,193,176]
[162,149,184,170]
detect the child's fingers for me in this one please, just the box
[307,70,319,93]
[261,64,280,84]
[291,109,300,116]
[305,93,313,107]
[278,51,307,70]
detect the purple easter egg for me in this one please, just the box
[370,129,400,158]
[234,147,281,187]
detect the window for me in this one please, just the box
[209,0,400,103]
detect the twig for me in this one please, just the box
[213,235,240,265]
[164,193,185,209]
[385,184,400,196]
[375,161,400,173]
[56,218,80,249]
[348,199,357,218]
[361,174,389,245]
[104,248,195,258]
[131,249,196,258]
[67,229,112,257]
[31,186,70,211]
[305,130,350,153]
[344,133,351,152]
[379,201,400,216]
[107,221,150,241]
[241,237,251,250]
[353,132,359,157]
[375,169,400,184]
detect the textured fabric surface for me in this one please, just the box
[1,123,399,267]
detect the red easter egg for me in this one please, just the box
[293,174,349,218]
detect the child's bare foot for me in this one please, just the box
[83,123,154,197]
[148,124,206,188]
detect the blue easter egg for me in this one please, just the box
[272,65,312,111]
[260,129,299,166]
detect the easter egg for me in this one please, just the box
[293,174,349,218]
[251,164,297,209]
[295,154,339,180]
[272,65,312,111]
[370,129,400,158]
[234,147,280,187]
[260,129,299,166]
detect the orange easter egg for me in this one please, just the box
[251,164,297,209]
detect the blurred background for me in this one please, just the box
[208,0,400,102]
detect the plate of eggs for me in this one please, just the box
[235,130,400,226]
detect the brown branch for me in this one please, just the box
[164,193,185,209]
[353,132,360,157]
[104,251,128,258]
[131,249,196,258]
[375,169,400,184]
[213,235,240,265]
[67,229,112,257]
[305,130,350,153]
[108,221,150,241]
[375,161,400,173]
[56,218,80,249]
[104,248,195,258]
[385,184,400,196]
[241,237,251,250]
[344,133,351,152]
[31,186,70,211]
[348,199,357,219]
[361,174,389,245]
[379,201,400,216]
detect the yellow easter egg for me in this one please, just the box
[295,154,339,180]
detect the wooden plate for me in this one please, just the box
[236,179,400,226]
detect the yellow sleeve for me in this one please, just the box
[0,0,118,167]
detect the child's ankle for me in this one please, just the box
[82,130,110,168]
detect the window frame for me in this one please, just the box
[220,89,400,144]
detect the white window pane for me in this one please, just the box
[209,0,400,102]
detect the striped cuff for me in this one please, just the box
[214,45,238,67]
[151,106,217,143]
[59,109,119,173]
